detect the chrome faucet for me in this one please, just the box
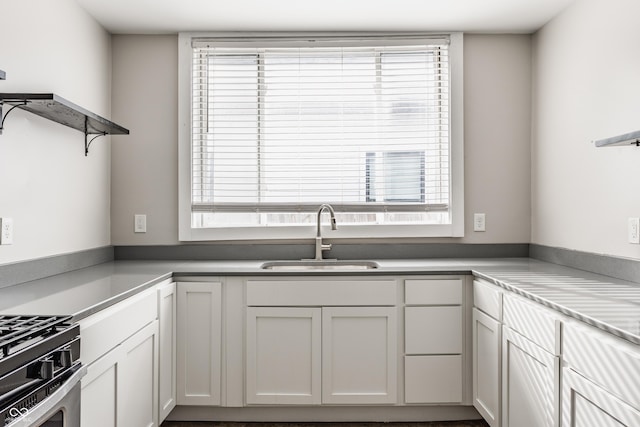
[314,204,337,261]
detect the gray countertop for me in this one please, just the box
[0,258,638,344]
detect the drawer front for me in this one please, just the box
[473,279,502,320]
[405,355,462,403]
[246,279,397,306]
[405,306,462,354]
[405,279,462,305]
[563,321,640,410]
[80,286,158,364]
[503,294,559,354]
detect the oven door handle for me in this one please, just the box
[6,365,86,427]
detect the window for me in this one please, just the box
[179,34,463,240]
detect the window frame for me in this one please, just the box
[178,32,464,241]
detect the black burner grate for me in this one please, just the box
[0,315,77,378]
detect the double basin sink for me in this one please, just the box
[261,260,379,271]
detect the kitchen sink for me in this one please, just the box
[260,260,380,271]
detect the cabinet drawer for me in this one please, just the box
[503,294,559,354]
[405,306,462,354]
[247,279,396,306]
[563,321,640,410]
[473,279,502,320]
[405,279,462,305]
[405,355,462,403]
[80,287,158,364]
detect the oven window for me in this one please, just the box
[39,410,63,426]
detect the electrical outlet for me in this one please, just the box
[1,218,14,245]
[474,213,486,232]
[628,218,639,244]
[134,214,147,233]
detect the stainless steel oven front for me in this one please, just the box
[5,366,84,427]
[0,315,83,427]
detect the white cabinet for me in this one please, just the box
[562,321,640,427]
[245,305,397,405]
[157,281,176,422]
[80,286,160,427]
[246,307,322,405]
[563,368,640,427]
[81,348,117,427]
[404,278,465,404]
[176,281,222,406]
[472,308,501,427]
[118,321,160,427]
[472,279,503,427]
[322,306,397,404]
[501,327,558,427]
[81,320,159,427]
[501,293,560,427]
[245,277,398,406]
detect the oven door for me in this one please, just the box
[6,366,85,427]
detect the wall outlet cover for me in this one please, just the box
[1,218,14,245]
[473,213,486,232]
[134,214,147,233]
[628,217,639,244]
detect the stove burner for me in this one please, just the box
[0,316,78,379]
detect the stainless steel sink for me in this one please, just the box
[260,260,380,271]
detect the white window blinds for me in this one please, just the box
[190,37,451,228]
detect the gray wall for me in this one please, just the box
[0,0,113,266]
[111,34,532,245]
[531,0,640,260]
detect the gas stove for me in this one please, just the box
[0,315,81,426]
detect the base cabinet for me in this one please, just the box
[158,281,177,422]
[501,327,558,427]
[472,308,501,427]
[404,278,465,404]
[245,305,397,405]
[246,307,321,404]
[81,321,159,427]
[176,281,222,406]
[322,307,397,404]
[562,367,640,427]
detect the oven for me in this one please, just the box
[0,316,84,427]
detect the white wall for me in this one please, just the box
[532,0,640,259]
[110,34,532,245]
[0,0,113,265]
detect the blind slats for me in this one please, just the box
[190,39,451,227]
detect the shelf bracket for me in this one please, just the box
[0,101,28,135]
[85,132,107,156]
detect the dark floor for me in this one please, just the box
[161,422,490,427]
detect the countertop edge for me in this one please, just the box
[3,259,638,345]
[472,270,640,345]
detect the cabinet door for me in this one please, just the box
[473,308,501,427]
[502,327,558,427]
[176,282,222,405]
[562,368,640,427]
[246,307,322,405]
[405,355,462,404]
[81,345,119,427]
[405,306,462,354]
[81,320,159,427]
[118,321,159,427]
[158,282,176,422]
[322,306,397,404]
